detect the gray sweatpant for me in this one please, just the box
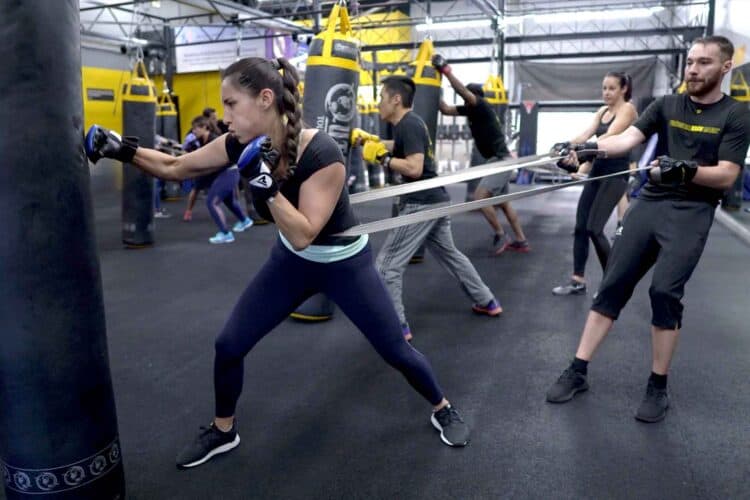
[375,201,496,325]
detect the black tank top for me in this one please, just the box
[226,131,359,245]
[591,111,629,176]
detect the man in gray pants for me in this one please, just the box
[362,75,502,342]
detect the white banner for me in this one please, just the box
[174,26,266,73]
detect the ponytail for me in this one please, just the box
[276,57,302,179]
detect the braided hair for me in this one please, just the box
[222,57,302,179]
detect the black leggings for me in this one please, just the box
[573,176,628,276]
[213,240,445,417]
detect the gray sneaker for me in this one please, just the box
[546,367,589,403]
[552,280,586,296]
[431,405,470,447]
[635,380,669,423]
[176,422,240,469]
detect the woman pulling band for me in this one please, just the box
[552,72,638,296]
[84,56,471,469]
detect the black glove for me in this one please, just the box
[248,141,281,202]
[648,156,698,186]
[551,141,572,156]
[431,54,451,76]
[555,158,577,174]
[572,141,599,163]
[84,125,138,164]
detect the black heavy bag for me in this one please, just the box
[406,40,441,263]
[156,92,182,199]
[348,96,369,193]
[0,1,125,498]
[302,1,359,158]
[293,0,360,322]
[122,59,157,246]
[156,91,179,141]
[408,39,441,151]
[362,99,385,188]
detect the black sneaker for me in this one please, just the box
[552,280,586,296]
[546,367,589,403]
[176,422,240,469]
[635,380,669,423]
[431,405,470,447]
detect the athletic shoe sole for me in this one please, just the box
[546,383,589,403]
[493,244,509,256]
[507,246,531,253]
[430,414,468,447]
[471,305,503,317]
[177,434,241,469]
[552,287,586,296]
[634,401,670,423]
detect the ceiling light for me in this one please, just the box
[503,6,664,26]
[415,19,492,32]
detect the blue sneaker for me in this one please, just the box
[232,218,253,232]
[209,231,235,244]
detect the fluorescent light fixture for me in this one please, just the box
[503,6,664,25]
[415,18,492,32]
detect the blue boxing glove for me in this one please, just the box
[85,125,138,164]
[248,140,281,202]
[237,135,269,177]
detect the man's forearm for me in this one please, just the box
[388,157,421,178]
[597,127,645,158]
[692,163,741,190]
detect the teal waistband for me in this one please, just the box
[279,232,368,263]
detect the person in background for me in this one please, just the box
[434,54,530,256]
[551,71,637,296]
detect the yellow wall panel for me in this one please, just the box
[81,66,128,131]
[172,71,223,141]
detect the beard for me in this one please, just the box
[686,70,722,97]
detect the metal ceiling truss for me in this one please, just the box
[79,0,712,75]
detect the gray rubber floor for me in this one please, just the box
[5,163,748,500]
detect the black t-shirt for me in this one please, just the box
[456,98,510,160]
[591,113,629,176]
[226,131,359,245]
[393,111,450,204]
[634,94,750,204]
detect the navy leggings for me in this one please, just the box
[207,167,245,233]
[213,240,445,417]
